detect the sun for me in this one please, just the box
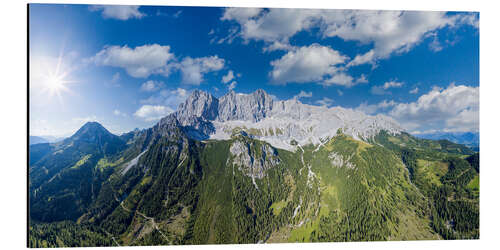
[45,73,66,93]
[37,55,74,100]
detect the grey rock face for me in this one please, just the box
[177,90,219,124]
[328,152,355,169]
[229,139,280,179]
[154,114,182,138]
[218,89,274,122]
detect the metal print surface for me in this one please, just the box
[28,4,479,247]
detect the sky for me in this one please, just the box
[28,4,479,137]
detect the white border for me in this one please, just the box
[1,0,498,249]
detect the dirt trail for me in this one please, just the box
[114,194,171,244]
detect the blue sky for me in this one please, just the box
[28,4,479,137]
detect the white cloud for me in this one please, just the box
[371,81,404,95]
[347,50,375,67]
[113,109,128,117]
[322,73,355,87]
[91,44,226,85]
[221,8,262,24]
[356,74,369,84]
[228,81,237,91]
[410,87,419,94]
[378,100,398,109]
[90,5,145,20]
[315,97,334,107]
[293,90,313,99]
[222,70,235,84]
[179,56,225,85]
[428,33,444,52]
[383,81,404,89]
[91,44,175,78]
[262,41,297,52]
[140,80,164,92]
[222,8,478,63]
[141,88,188,107]
[337,90,344,96]
[221,8,318,45]
[134,105,174,122]
[139,88,189,121]
[389,84,479,133]
[324,11,478,65]
[216,27,240,45]
[269,44,351,85]
[355,100,397,115]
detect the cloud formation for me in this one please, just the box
[356,100,397,115]
[221,8,478,65]
[269,44,352,85]
[222,70,235,84]
[179,56,225,85]
[90,5,145,20]
[315,97,334,107]
[140,80,164,92]
[134,105,174,122]
[371,81,404,95]
[92,44,174,78]
[293,90,313,99]
[91,44,226,83]
[135,88,189,122]
[389,84,479,133]
[228,81,237,91]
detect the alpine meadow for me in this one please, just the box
[28,4,479,247]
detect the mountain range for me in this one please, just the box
[29,135,65,145]
[28,89,479,247]
[414,132,479,151]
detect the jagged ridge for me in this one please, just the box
[170,89,403,150]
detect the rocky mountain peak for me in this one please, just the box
[218,89,274,122]
[164,89,403,151]
[177,90,219,124]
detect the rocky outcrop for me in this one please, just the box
[329,152,355,169]
[229,139,280,180]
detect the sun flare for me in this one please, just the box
[45,74,65,92]
[35,54,75,100]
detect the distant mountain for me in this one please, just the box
[29,135,66,145]
[29,136,49,145]
[415,132,479,150]
[42,135,66,143]
[29,90,479,247]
